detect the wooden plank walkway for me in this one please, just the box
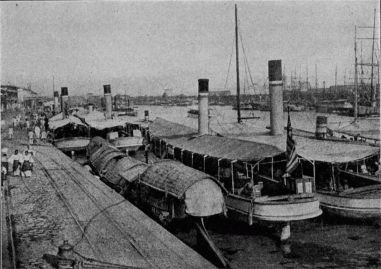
[1,129,216,269]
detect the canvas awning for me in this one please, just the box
[86,119,126,130]
[149,118,283,162]
[49,116,87,130]
[140,160,225,217]
[295,137,379,163]
[234,133,379,164]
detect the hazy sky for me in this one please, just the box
[1,1,379,96]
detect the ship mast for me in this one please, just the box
[354,26,358,119]
[370,8,376,108]
[235,4,241,123]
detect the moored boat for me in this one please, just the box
[146,117,322,239]
[296,137,381,221]
[48,114,90,155]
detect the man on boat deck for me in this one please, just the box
[8,150,22,176]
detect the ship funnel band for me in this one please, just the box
[268,60,282,82]
[198,79,209,93]
[61,87,68,96]
[103,84,111,94]
[53,91,59,97]
[269,81,283,86]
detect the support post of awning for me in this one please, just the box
[217,158,223,181]
[203,155,208,172]
[313,160,316,192]
[271,157,274,180]
[191,152,194,167]
[181,149,184,163]
[231,160,237,193]
[159,139,162,158]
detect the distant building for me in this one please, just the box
[162,89,174,98]
[209,90,231,96]
[1,85,37,111]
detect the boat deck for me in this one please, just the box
[1,130,216,269]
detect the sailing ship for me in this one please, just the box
[352,10,380,118]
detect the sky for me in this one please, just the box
[1,1,379,96]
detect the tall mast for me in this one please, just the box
[354,26,358,119]
[335,64,338,97]
[52,75,55,95]
[306,64,309,91]
[315,63,318,90]
[370,8,376,107]
[235,4,241,123]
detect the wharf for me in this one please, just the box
[1,129,216,269]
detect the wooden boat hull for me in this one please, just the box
[54,137,90,152]
[226,194,322,222]
[112,137,144,152]
[317,191,381,220]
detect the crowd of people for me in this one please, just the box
[8,113,49,144]
[1,112,48,186]
[1,146,35,186]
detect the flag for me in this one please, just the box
[285,108,298,175]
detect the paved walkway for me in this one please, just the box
[1,127,216,269]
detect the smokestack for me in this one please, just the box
[268,60,283,136]
[61,87,69,119]
[144,110,149,121]
[53,91,59,113]
[103,85,112,119]
[198,79,209,136]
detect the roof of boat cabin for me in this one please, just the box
[86,119,127,130]
[149,118,284,161]
[234,133,379,163]
[48,115,87,130]
[149,117,197,138]
[140,160,222,199]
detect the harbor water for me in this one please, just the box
[124,105,380,139]
[125,105,380,269]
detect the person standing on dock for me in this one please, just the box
[34,125,41,142]
[12,117,17,129]
[8,150,22,176]
[44,115,49,131]
[41,128,47,142]
[28,128,34,144]
[1,148,9,187]
[8,127,14,140]
[21,151,34,178]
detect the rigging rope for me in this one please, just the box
[223,36,236,91]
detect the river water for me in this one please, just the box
[125,104,379,138]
